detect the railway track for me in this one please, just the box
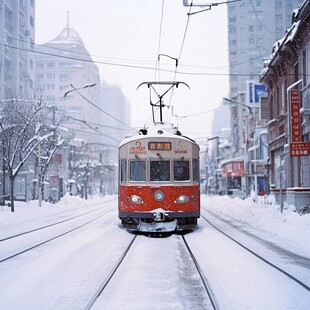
[0,198,116,242]
[84,235,137,310]
[86,233,218,310]
[200,212,310,293]
[0,202,115,263]
[181,235,219,310]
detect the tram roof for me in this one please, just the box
[119,123,197,147]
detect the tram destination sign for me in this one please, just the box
[148,142,172,151]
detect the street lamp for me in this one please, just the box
[64,83,97,98]
[223,97,253,114]
[223,97,258,201]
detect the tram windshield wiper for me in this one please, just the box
[157,153,164,160]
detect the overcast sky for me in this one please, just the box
[35,0,230,140]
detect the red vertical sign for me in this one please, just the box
[290,90,301,143]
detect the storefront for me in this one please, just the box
[220,160,245,198]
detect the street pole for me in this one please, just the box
[223,97,254,199]
[38,101,42,207]
[254,129,258,203]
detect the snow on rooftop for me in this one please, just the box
[120,122,194,147]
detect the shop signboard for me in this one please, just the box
[290,90,301,143]
[222,161,244,177]
[289,142,310,157]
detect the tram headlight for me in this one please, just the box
[127,195,143,204]
[154,190,164,201]
[175,195,191,204]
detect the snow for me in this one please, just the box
[0,193,309,309]
[204,194,310,257]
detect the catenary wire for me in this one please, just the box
[155,0,166,81]
[0,41,288,78]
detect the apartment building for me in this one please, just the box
[228,0,304,98]
[0,0,35,99]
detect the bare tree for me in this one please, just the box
[31,106,67,202]
[0,99,53,212]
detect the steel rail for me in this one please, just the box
[201,213,310,292]
[84,235,137,310]
[182,235,219,310]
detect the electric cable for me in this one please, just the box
[155,0,166,81]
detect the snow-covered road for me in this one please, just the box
[0,194,309,309]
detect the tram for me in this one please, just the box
[118,82,200,232]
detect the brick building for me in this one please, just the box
[260,0,310,210]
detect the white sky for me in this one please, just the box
[35,0,230,140]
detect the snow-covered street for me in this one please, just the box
[0,194,309,309]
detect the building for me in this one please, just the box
[100,81,131,153]
[228,0,304,98]
[34,15,114,198]
[35,14,101,145]
[218,0,304,199]
[260,0,310,210]
[0,0,36,202]
[0,0,35,99]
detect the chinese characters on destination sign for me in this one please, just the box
[148,142,171,151]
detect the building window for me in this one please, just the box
[229,16,236,23]
[229,27,237,34]
[47,73,55,79]
[231,87,238,94]
[270,95,274,120]
[305,43,310,86]
[229,40,237,47]
[4,6,13,32]
[4,58,11,78]
[60,73,69,80]
[19,11,25,30]
[46,95,56,102]
[30,15,34,27]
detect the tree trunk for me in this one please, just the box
[10,177,14,212]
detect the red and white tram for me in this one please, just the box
[118,123,200,232]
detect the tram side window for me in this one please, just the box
[130,160,146,182]
[193,159,199,182]
[150,160,170,181]
[174,160,190,181]
[120,159,127,183]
